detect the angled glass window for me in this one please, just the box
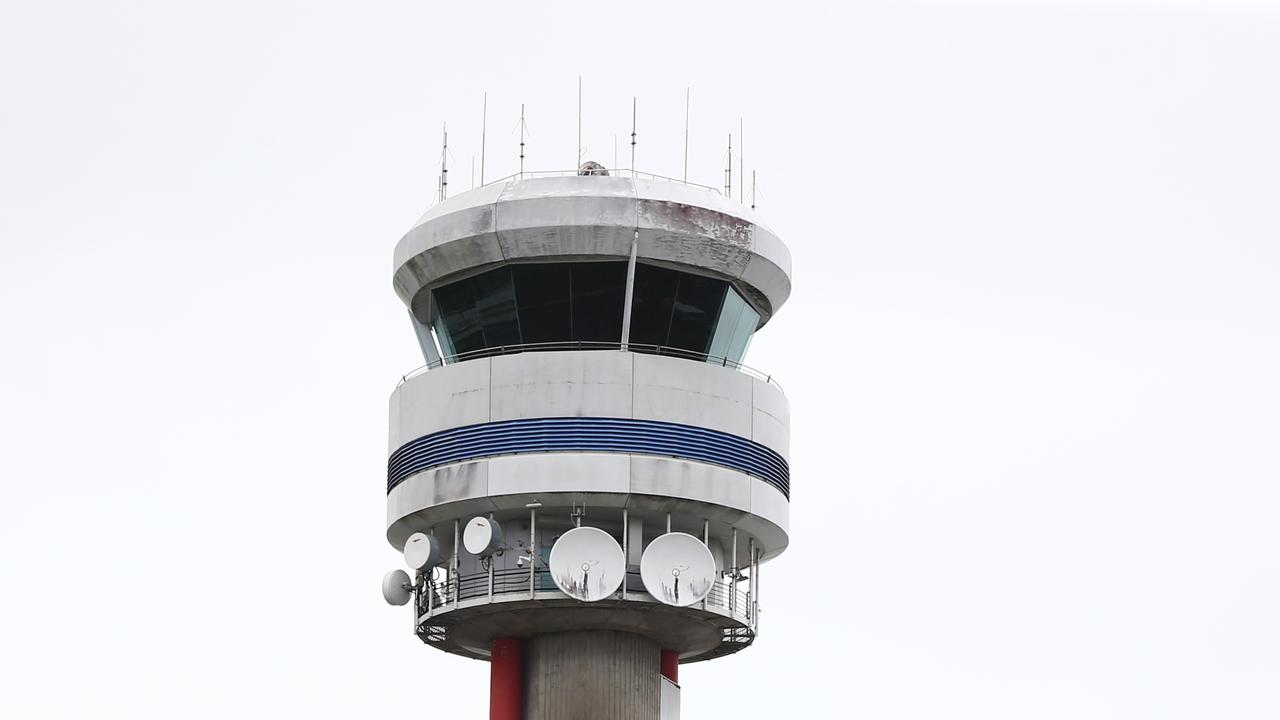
[706,287,760,365]
[429,260,760,365]
[667,271,727,354]
[432,261,627,358]
[627,263,680,348]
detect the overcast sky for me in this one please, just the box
[3,1,1279,718]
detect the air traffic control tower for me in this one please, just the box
[381,158,792,719]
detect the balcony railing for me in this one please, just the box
[415,565,756,627]
[398,341,782,391]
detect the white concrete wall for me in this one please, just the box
[390,351,789,459]
[385,351,792,557]
[385,452,790,559]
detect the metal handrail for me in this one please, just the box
[423,566,753,622]
[397,341,782,391]
[471,168,723,195]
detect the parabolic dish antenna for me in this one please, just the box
[403,532,442,571]
[382,569,413,606]
[463,516,504,556]
[548,526,624,602]
[640,532,716,607]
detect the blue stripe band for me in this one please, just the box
[387,417,790,499]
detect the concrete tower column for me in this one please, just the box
[523,630,661,720]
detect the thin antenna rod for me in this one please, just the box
[630,97,636,178]
[739,117,744,203]
[725,132,732,197]
[480,92,487,185]
[519,104,526,178]
[752,170,757,210]
[441,123,448,200]
[577,76,582,168]
[683,88,690,183]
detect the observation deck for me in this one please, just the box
[384,170,792,665]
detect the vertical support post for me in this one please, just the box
[665,513,672,534]
[490,637,524,720]
[620,230,639,350]
[747,545,757,625]
[660,650,680,685]
[412,571,421,634]
[452,519,460,609]
[426,527,435,617]
[529,506,537,598]
[747,537,755,623]
[730,526,738,617]
[488,513,495,601]
[621,508,629,596]
[701,519,710,610]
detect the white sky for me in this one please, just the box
[3,1,1279,718]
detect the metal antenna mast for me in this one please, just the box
[519,104,526,178]
[725,132,732,197]
[683,88,690,183]
[630,97,636,178]
[752,170,757,210]
[480,92,487,185]
[441,123,449,200]
[577,76,582,168]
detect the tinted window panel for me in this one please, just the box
[471,268,520,347]
[433,278,484,355]
[667,272,727,354]
[628,263,678,347]
[431,261,752,364]
[571,262,626,342]
[707,288,760,364]
[512,264,571,344]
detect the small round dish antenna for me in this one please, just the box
[463,516,504,556]
[640,532,716,607]
[382,569,413,606]
[403,532,443,571]
[549,526,624,602]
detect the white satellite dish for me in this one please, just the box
[382,569,413,606]
[549,526,625,602]
[463,516,504,556]
[403,532,442,571]
[640,532,716,607]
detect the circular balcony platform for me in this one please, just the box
[413,567,757,663]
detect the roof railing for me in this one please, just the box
[452,168,724,196]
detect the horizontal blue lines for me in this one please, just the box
[387,417,789,499]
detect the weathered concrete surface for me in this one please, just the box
[524,630,660,720]
[392,176,792,325]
